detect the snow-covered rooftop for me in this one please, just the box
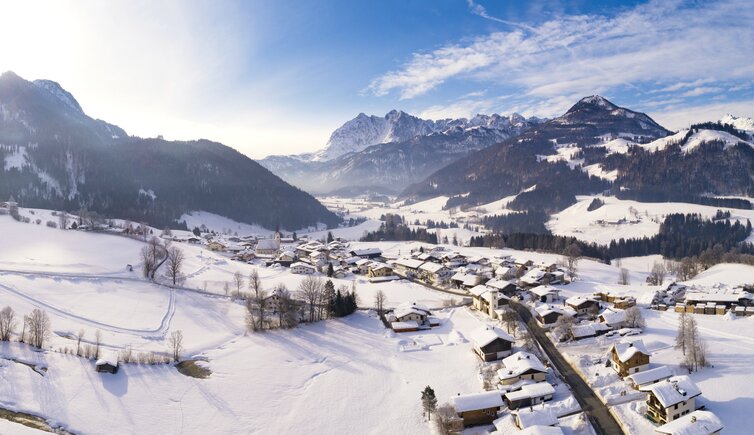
[610,340,650,363]
[641,375,702,408]
[469,326,514,348]
[452,390,504,413]
[95,350,119,367]
[598,307,626,325]
[655,410,723,435]
[514,405,558,428]
[531,285,560,297]
[626,365,673,387]
[498,351,547,380]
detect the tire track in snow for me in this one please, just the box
[0,281,175,338]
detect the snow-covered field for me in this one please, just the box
[1,201,753,434]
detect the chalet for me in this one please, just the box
[393,302,431,324]
[274,251,297,266]
[504,382,556,410]
[187,237,201,244]
[418,262,452,285]
[494,265,517,281]
[442,252,467,267]
[655,410,723,435]
[469,326,514,361]
[308,251,329,267]
[469,286,510,318]
[514,257,534,268]
[95,350,119,374]
[609,340,651,377]
[641,376,702,425]
[626,365,673,390]
[530,286,560,303]
[513,406,558,430]
[534,305,574,326]
[497,351,548,388]
[255,238,280,255]
[349,247,382,259]
[598,307,627,329]
[332,265,348,279]
[207,241,226,252]
[520,269,547,287]
[290,262,316,275]
[548,270,566,284]
[391,258,424,278]
[354,258,373,274]
[565,296,600,316]
[452,391,505,427]
[460,274,485,290]
[466,255,489,266]
[486,278,517,296]
[614,296,637,310]
[367,263,393,278]
[570,322,610,340]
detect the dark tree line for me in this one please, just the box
[470,213,754,261]
[481,210,549,234]
[361,214,439,243]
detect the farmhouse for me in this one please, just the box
[534,305,574,326]
[504,382,556,410]
[469,326,514,361]
[655,410,723,435]
[367,263,393,278]
[598,307,627,329]
[570,322,610,340]
[486,278,517,296]
[290,262,316,275]
[349,247,382,259]
[497,351,548,388]
[641,376,702,425]
[565,296,600,316]
[95,350,119,374]
[255,238,280,255]
[390,258,424,277]
[207,241,226,252]
[530,285,560,303]
[418,262,452,285]
[513,406,559,430]
[609,340,651,377]
[452,391,504,427]
[393,302,431,324]
[520,269,546,287]
[626,365,673,390]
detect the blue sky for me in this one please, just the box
[1,0,753,158]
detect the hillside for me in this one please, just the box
[0,72,339,230]
[401,96,754,212]
[259,110,542,194]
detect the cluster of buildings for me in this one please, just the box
[604,339,723,434]
[451,348,561,433]
[0,196,18,215]
[660,283,754,317]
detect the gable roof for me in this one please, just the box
[498,351,547,380]
[599,307,626,325]
[514,406,558,428]
[96,350,119,367]
[350,247,382,256]
[505,382,556,402]
[487,278,515,290]
[610,340,650,363]
[641,375,702,408]
[566,295,598,308]
[419,262,448,273]
[452,390,504,413]
[531,285,560,297]
[469,326,514,348]
[394,302,431,319]
[626,365,673,387]
[469,284,492,297]
[655,410,723,435]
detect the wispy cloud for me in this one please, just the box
[369,0,754,117]
[466,0,535,31]
[681,87,723,97]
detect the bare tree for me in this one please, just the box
[245,298,258,332]
[553,315,575,342]
[165,246,185,286]
[140,245,156,278]
[58,211,68,230]
[677,257,699,281]
[374,290,386,316]
[76,328,85,356]
[0,306,16,341]
[275,285,298,328]
[648,261,667,286]
[563,243,581,280]
[25,309,50,349]
[168,330,184,362]
[498,309,519,336]
[223,282,230,296]
[618,268,630,285]
[233,271,245,299]
[624,306,646,328]
[94,329,102,359]
[675,312,688,356]
[298,276,324,322]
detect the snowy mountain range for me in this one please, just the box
[0,71,339,230]
[259,110,542,194]
[402,95,754,211]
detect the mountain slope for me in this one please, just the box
[259,110,541,194]
[0,71,339,230]
[402,96,754,211]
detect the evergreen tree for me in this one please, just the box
[327,263,334,278]
[420,386,438,421]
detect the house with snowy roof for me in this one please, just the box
[626,365,673,390]
[641,375,702,425]
[534,305,575,326]
[452,390,505,427]
[255,237,280,255]
[504,382,556,410]
[469,326,514,362]
[290,262,316,275]
[418,262,452,285]
[520,268,547,287]
[654,410,723,435]
[95,350,119,374]
[565,295,600,317]
[598,307,627,329]
[609,340,651,377]
[497,351,548,388]
[530,285,560,303]
[349,247,382,259]
[513,405,559,429]
[486,278,517,296]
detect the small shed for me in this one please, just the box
[95,350,119,374]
